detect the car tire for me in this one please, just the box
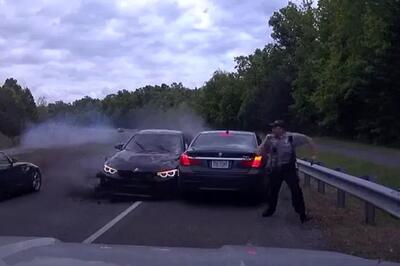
[179,186,198,200]
[99,177,108,187]
[31,169,42,192]
[94,178,109,196]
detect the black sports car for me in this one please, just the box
[178,130,267,199]
[97,129,187,197]
[0,151,42,196]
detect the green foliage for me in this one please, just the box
[309,0,400,144]
[195,0,400,145]
[0,78,37,137]
[32,83,197,128]
[197,71,243,129]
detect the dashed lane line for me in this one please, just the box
[82,201,142,244]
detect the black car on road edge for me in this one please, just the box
[178,130,267,199]
[0,151,42,196]
[97,129,187,197]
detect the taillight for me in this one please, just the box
[241,156,263,168]
[180,153,200,166]
[251,155,263,168]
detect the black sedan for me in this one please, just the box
[0,151,41,196]
[97,129,187,197]
[178,130,267,199]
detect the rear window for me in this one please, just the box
[191,132,257,149]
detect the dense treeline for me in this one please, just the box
[1,0,399,145]
[199,0,400,144]
[35,82,199,129]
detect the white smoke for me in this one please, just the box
[19,122,117,149]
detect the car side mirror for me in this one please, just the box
[8,157,17,167]
[115,144,124,150]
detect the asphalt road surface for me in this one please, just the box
[0,141,327,251]
[317,141,400,168]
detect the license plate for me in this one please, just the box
[211,160,230,169]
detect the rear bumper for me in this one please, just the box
[179,168,266,191]
[96,171,176,195]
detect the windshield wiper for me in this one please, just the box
[156,144,171,153]
[132,140,146,151]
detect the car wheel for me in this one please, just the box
[94,178,108,193]
[31,169,42,192]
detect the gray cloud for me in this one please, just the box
[0,0,295,102]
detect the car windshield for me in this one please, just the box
[125,134,182,154]
[191,133,257,150]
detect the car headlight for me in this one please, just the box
[104,164,117,175]
[156,169,179,179]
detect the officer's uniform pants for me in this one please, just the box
[267,163,306,215]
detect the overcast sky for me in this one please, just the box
[0,0,293,102]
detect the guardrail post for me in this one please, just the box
[304,174,311,187]
[337,190,346,208]
[365,202,376,225]
[392,188,400,219]
[334,168,346,208]
[317,180,325,194]
[360,175,376,225]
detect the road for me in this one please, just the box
[316,140,400,168]
[0,141,326,251]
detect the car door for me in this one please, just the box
[0,152,15,190]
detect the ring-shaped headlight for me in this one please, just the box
[156,169,178,179]
[104,164,117,175]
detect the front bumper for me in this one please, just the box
[96,171,177,195]
[179,168,266,191]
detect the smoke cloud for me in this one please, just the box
[19,123,117,149]
[16,104,207,150]
[125,105,208,140]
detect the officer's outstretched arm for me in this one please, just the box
[293,133,317,160]
[257,134,271,156]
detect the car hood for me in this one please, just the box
[0,237,398,266]
[106,150,179,172]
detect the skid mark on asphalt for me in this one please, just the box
[82,201,142,244]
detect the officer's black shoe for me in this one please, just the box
[262,209,275,217]
[300,213,312,223]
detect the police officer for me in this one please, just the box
[257,120,316,223]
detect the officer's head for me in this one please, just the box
[270,120,286,137]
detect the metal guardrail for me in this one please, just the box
[296,159,400,224]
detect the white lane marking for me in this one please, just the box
[82,201,142,244]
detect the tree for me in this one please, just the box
[0,78,37,136]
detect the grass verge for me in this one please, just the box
[302,179,400,262]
